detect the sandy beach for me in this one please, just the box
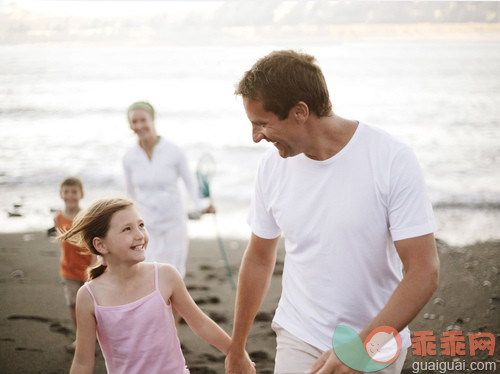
[0,229,498,373]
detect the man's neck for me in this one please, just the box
[304,114,359,161]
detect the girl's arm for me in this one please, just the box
[70,286,97,374]
[165,265,231,354]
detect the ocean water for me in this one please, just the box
[0,41,499,246]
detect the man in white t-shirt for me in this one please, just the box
[225,50,440,374]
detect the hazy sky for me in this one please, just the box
[1,1,498,45]
[0,0,226,18]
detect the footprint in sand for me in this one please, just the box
[8,315,50,323]
[249,350,270,361]
[189,367,217,374]
[186,285,209,291]
[208,311,228,324]
[200,264,214,271]
[15,347,43,352]
[49,322,73,336]
[255,311,273,322]
[199,353,225,363]
[194,296,221,305]
[8,315,73,337]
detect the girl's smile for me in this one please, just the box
[98,205,149,262]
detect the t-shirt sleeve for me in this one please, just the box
[388,147,436,241]
[247,160,281,240]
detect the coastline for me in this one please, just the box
[0,230,498,373]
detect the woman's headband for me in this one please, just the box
[127,101,155,119]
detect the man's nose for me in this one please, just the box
[252,125,264,143]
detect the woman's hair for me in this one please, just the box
[235,50,332,120]
[57,198,134,280]
[127,101,155,121]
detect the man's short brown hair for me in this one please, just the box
[235,50,332,120]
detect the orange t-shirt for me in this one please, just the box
[56,211,93,281]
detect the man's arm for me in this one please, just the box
[225,233,280,374]
[309,233,440,374]
[360,233,439,339]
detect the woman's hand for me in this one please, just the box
[202,205,216,214]
[188,205,216,220]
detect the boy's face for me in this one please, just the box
[60,185,83,210]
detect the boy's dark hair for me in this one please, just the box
[60,176,83,193]
[235,50,332,120]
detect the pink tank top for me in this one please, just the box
[85,263,189,374]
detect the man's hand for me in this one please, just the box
[307,349,361,374]
[225,349,256,374]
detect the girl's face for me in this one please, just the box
[98,205,149,263]
[128,109,156,140]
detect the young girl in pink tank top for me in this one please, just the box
[58,198,233,374]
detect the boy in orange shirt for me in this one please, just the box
[55,177,94,353]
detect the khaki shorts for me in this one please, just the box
[272,322,407,374]
[61,278,84,307]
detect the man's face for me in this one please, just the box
[243,98,303,159]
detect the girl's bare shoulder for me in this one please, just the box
[156,262,182,279]
[76,282,95,310]
[155,263,182,298]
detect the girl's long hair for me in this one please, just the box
[57,198,134,280]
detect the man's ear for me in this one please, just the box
[294,101,309,122]
[93,237,108,255]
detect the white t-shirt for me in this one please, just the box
[248,122,436,352]
[123,137,202,230]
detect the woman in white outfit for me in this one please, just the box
[123,101,213,279]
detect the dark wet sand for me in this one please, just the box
[0,231,498,373]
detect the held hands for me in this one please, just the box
[307,349,361,374]
[225,349,256,374]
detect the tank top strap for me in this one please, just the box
[153,262,159,291]
[84,282,98,305]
